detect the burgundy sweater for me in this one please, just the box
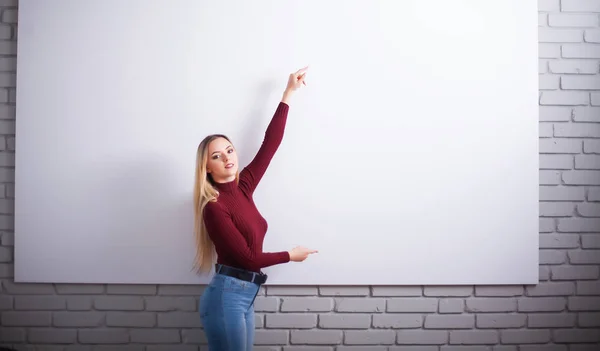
[203,102,291,273]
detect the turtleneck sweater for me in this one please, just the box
[203,102,291,273]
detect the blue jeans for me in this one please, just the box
[199,273,260,350]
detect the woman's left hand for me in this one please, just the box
[282,66,308,103]
[286,66,308,92]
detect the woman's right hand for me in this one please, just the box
[288,246,318,262]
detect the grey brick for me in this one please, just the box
[549,60,600,74]
[157,312,201,328]
[255,329,289,345]
[573,107,600,122]
[147,347,197,351]
[106,312,156,327]
[540,250,567,264]
[53,311,104,327]
[337,347,386,351]
[1,311,51,326]
[539,91,589,105]
[66,296,92,310]
[129,328,180,343]
[284,348,331,351]
[14,296,65,310]
[0,294,12,309]
[335,298,385,313]
[562,44,600,59]
[94,296,144,310]
[575,155,600,170]
[423,287,472,297]
[539,43,561,58]
[568,249,600,264]
[371,286,422,296]
[0,327,26,343]
[465,298,516,313]
[539,138,581,153]
[525,282,575,296]
[539,28,583,42]
[550,13,599,27]
[589,187,600,201]
[180,328,207,344]
[582,234,600,248]
[78,329,129,344]
[553,329,600,343]
[520,346,566,351]
[281,298,333,312]
[540,170,561,185]
[540,234,579,249]
[28,328,77,344]
[424,315,474,329]
[474,286,523,297]
[558,217,600,231]
[586,29,600,43]
[578,312,600,326]
[145,296,196,311]
[372,314,422,328]
[540,186,585,201]
[518,297,566,312]
[318,314,370,329]
[1,281,55,294]
[449,331,499,345]
[552,265,599,280]
[254,297,279,312]
[476,314,526,329]
[290,330,342,345]
[540,218,555,232]
[344,330,395,344]
[577,202,600,216]
[265,313,317,328]
[561,0,600,12]
[540,75,560,89]
[577,280,600,295]
[157,285,204,296]
[562,76,600,90]
[318,287,369,296]
[540,123,554,137]
[568,296,600,310]
[267,286,318,295]
[500,330,551,344]
[584,140,600,153]
[593,92,600,106]
[55,284,104,294]
[397,331,448,345]
[439,299,464,314]
[392,347,438,351]
[107,284,157,295]
[387,298,437,312]
[528,313,576,327]
[539,0,560,12]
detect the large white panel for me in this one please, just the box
[15,0,539,285]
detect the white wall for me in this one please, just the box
[14,0,539,285]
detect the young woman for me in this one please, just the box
[194,66,317,350]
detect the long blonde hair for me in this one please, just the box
[193,134,239,273]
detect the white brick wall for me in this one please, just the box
[1,0,599,349]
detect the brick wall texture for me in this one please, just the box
[1,0,600,350]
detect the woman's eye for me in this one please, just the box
[228,149,234,154]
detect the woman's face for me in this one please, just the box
[206,137,239,182]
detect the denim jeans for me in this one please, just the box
[199,273,260,350]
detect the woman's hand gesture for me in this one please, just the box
[288,246,318,262]
[282,66,308,103]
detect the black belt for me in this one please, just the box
[215,264,268,285]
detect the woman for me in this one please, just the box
[194,66,317,350]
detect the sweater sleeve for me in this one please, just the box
[239,102,289,195]
[203,202,290,271]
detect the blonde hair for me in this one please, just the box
[193,134,239,273]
